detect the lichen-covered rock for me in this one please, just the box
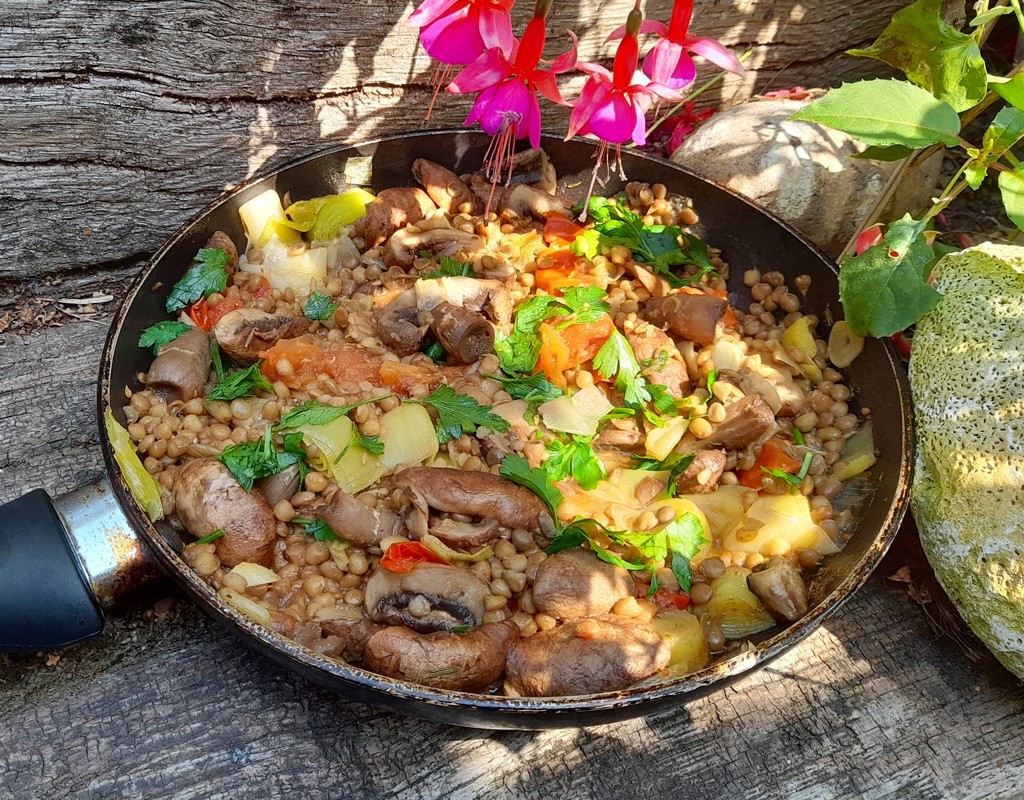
[670,98,940,257]
[910,243,1024,679]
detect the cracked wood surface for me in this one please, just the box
[0,0,904,281]
[2,320,1024,799]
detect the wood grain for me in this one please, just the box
[0,0,904,281]
[2,318,1024,799]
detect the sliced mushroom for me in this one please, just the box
[356,275,420,308]
[253,463,301,508]
[626,326,692,397]
[428,517,501,548]
[213,308,313,365]
[413,159,479,215]
[384,227,484,267]
[173,458,276,567]
[429,301,494,364]
[674,449,727,494]
[415,276,513,327]
[595,426,645,452]
[395,467,555,536]
[747,557,808,622]
[498,184,571,221]
[363,620,519,692]
[645,292,729,346]
[706,395,777,449]
[320,618,387,662]
[316,489,402,549]
[147,327,211,402]
[505,615,670,697]
[736,365,807,417]
[532,548,634,620]
[624,261,672,298]
[363,187,437,248]
[204,231,239,272]
[376,288,428,356]
[363,563,488,632]
[510,147,558,194]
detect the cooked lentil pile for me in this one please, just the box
[120,149,874,697]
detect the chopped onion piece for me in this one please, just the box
[644,415,690,460]
[380,404,440,470]
[421,534,493,563]
[827,321,865,368]
[833,422,876,481]
[709,339,746,372]
[540,386,612,436]
[229,562,280,588]
[221,588,273,627]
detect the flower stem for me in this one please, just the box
[645,48,753,139]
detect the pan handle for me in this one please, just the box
[0,477,158,653]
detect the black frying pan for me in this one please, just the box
[0,130,913,729]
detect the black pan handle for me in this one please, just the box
[0,478,158,653]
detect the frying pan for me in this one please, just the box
[0,130,913,729]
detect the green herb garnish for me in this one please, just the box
[631,452,695,498]
[194,529,226,545]
[487,371,564,405]
[275,395,392,430]
[422,340,447,363]
[705,369,718,402]
[218,428,307,492]
[555,285,610,329]
[593,329,652,407]
[422,255,474,279]
[409,385,510,444]
[206,361,274,402]
[499,453,564,523]
[303,290,340,321]
[138,321,191,355]
[495,295,569,374]
[165,247,231,313]
[544,436,606,491]
[291,517,340,542]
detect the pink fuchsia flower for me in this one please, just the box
[448,0,577,181]
[408,0,515,66]
[610,0,744,90]
[567,8,682,148]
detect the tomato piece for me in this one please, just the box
[380,541,448,573]
[379,360,442,396]
[261,337,384,389]
[543,214,583,245]
[736,438,802,488]
[205,296,245,329]
[535,264,603,295]
[633,582,691,609]
[251,278,273,301]
[535,314,614,387]
[188,298,212,331]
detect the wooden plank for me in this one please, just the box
[0,0,905,280]
[2,319,1024,799]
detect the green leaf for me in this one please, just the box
[409,385,510,444]
[275,395,391,430]
[303,290,340,321]
[499,453,564,521]
[422,255,474,279]
[557,286,611,328]
[292,517,340,542]
[965,161,988,190]
[852,144,916,161]
[194,529,226,545]
[206,361,274,402]
[544,436,606,490]
[210,340,226,381]
[487,371,565,405]
[496,295,570,374]
[422,339,447,363]
[993,73,1024,111]
[631,451,694,498]
[971,5,1013,26]
[165,248,231,313]
[138,321,191,355]
[219,428,307,492]
[593,329,652,407]
[982,106,1024,158]
[838,215,943,337]
[790,79,962,149]
[846,0,987,112]
[998,166,1024,232]
[661,513,707,592]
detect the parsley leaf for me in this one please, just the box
[219,428,307,492]
[206,361,274,402]
[631,452,695,498]
[292,517,340,542]
[409,385,510,444]
[593,329,652,407]
[303,290,340,321]
[210,340,226,381]
[275,395,392,430]
[544,436,606,490]
[422,339,447,363]
[354,434,384,456]
[556,286,611,329]
[496,295,570,373]
[487,371,564,405]
[499,453,564,522]
[138,321,191,355]
[422,255,474,279]
[705,368,718,401]
[661,513,708,592]
[165,247,231,313]
[580,197,718,288]
[194,529,225,545]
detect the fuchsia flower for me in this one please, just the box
[408,0,516,65]
[567,7,682,148]
[448,0,577,181]
[610,0,744,89]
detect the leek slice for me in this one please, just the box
[298,416,386,495]
[380,404,440,469]
[833,422,876,481]
[104,408,164,521]
[310,189,375,242]
[702,566,775,639]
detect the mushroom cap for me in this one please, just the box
[531,548,634,620]
[363,563,489,632]
[146,327,211,402]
